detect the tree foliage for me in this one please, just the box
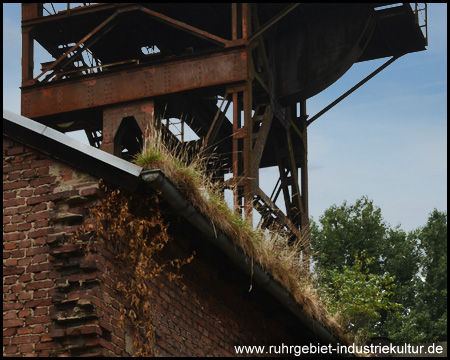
[318,251,401,341]
[311,197,447,344]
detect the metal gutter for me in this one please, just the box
[141,169,354,355]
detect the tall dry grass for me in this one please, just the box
[133,117,352,347]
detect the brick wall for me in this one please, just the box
[3,135,304,357]
[149,231,301,357]
[3,136,120,356]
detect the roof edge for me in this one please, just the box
[141,169,354,354]
[3,109,143,192]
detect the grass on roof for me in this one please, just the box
[133,121,353,348]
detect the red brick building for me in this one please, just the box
[3,110,350,357]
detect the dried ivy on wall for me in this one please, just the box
[75,180,194,356]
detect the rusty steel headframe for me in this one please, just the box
[20,3,427,273]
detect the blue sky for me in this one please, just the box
[3,3,447,232]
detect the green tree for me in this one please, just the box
[311,197,447,344]
[317,251,401,341]
[382,209,447,344]
[311,196,388,275]
[409,209,446,343]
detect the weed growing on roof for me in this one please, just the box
[133,119,352,346]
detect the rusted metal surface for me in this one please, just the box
[20,3,428,273]
[22,47,248,118]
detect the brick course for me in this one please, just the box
[4,135,310,357]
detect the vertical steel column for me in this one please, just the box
[242,3,253,222]
[231,91,241,214]
[21,30,34,87]
[242,83,253,222]
[232,3,238,41]
[21,4,41,87]
[299,100,310,274]
[229,3,254,222]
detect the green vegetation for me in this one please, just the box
[133,123,350,345]
[311,197,447,344]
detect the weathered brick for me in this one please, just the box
[40,333,52,342]
[3,232,25,242]
[26,263,52,273]
[31,201,47,211]
[26,211,50,222]
[11,249,25,258]
[50,328,66,338]
[26,280,54,291]
[33,304,48,313]
[3,302,24,311]
[3,319,24,328]
[18,240,32,249]
[28,228,51,239]
[26,246,49,257]
[7,146,25,156]
[23,169,37,178]
[35,341,62,351]
[4,344,18,354]
[31,159,54,169]
[25,316,51,326]
[3,223,18,232]
[31,324,46,334]
[3,207,17,216]
[18,273,33,283]
[4,162,31,172]
[33,219,49,229]
[18,309,32,318]
[18,222,33,231]
[17,258,32,266]
[18,189,33,197]
[11,214,25,223]
[4,198,26,208]
[66,324,102,337]
[36,166,49,176]
[7,171,22,181]
[4,259,18,267]
[18,205,32,214]
[4,180,30,191]
[3,190,17,199]
[4,242,18,250]
[25,298,52,309]
[19,343,34,353]
[32,237,48,246]
[4,327,17,336]
[33,271,48,281]
[33,186,49,196]
[4,311,18,320]
[31,254,48,264]
[18,292,33,301]
[4,267,25,276]
[11,335,40,345]
[26,196,46,206]
[4,275,18,284]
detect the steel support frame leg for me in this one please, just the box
[298,101,310,273]
[101,99,154,156]
[230,82,253,222]
[273,101,310,272]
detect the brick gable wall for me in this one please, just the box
[3,135,301,357]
